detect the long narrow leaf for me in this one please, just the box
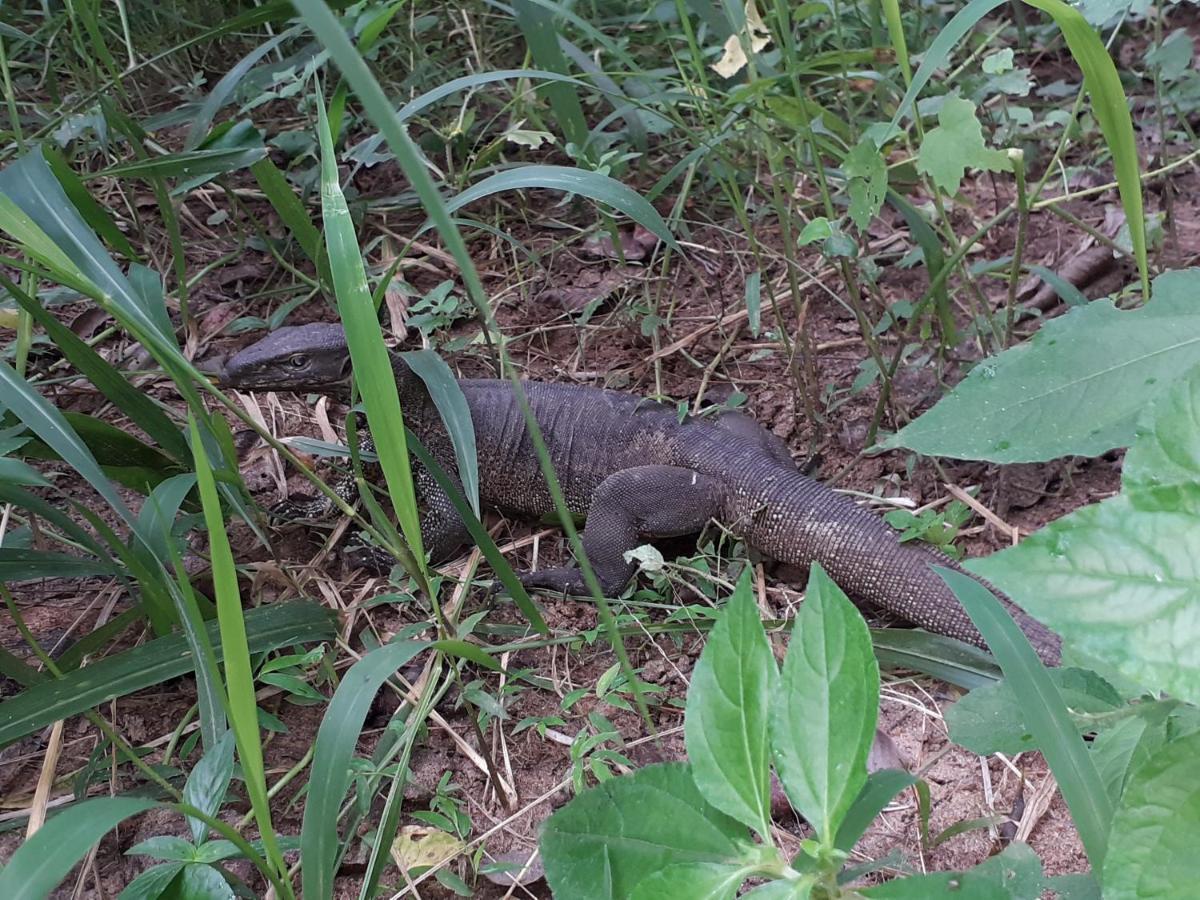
[188,414,285,875]
[937,568,1112,868]
[0,797,158,900]
[436,164,680,250]
[316,92,427,572]
[402,349,480,517]
[301,640,426,900]
[0,600,335,748]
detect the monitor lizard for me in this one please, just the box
[219,323,1061,664]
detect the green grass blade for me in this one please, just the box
[315,89,427,575]
[1021,0,1147,296]
[936,567,1112,868]
[402,349,480,518]
[0,600,335,748]
[0,359,136,526]
[436,164,680,251]
[188,413,286,886]
[0,272,189,460]
[512,0,589,150]
[0,549,118,581]
[95,146,268,183]
[301,640,426,900]
[249,156,330,284]
[0,796,158,900]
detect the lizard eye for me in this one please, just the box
[289,354,309,369]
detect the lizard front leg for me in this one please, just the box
[269,420,377,522]
[342,460,472,574]
[519,465,724,596]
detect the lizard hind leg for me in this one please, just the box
[518,465,725,597]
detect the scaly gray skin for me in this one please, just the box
[220,324,1061,664]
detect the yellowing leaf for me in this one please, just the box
[390,826,465,871]
[712,1,771,78]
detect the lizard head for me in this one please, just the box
[219,323,353,391]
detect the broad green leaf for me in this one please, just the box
[301,640,425,900]
[630,862,750,900]
[1090,708,1169,805]
[769,564,879,843]
[540,763,755,900]
[970,496,1200,705]
[98,146,267,183]
[1102,731,1200,897]
[0,601,335,748]
[118,862,186,900]
[1124,365,1200,514]
[946,668,1122,755]
[179,864,237,899]
[402,349,480,517]
[938,569,1112,868]
[881,269,1200,462]
[0,796,158,899]
[861,841,1043,897]
[182,730,236,845]
[684,569,776,838]
[436,165,679,251]
[916,96,1010,194]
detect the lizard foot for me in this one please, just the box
[342,536,395,575]
[517,566,591,596]
[269,494,334,523]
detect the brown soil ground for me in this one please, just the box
[3,21,1200,898]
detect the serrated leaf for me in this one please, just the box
[947,668,1122,755]
[1102,731,1200,897]
[770,564,879,843]
[1090,708,1169,805]
[970,496,1200,705]
[1124,365,1200,514]
[882,269,1200,462]
[684,569,776,838]
[540,763,754,900]
[916,96,1010,194]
